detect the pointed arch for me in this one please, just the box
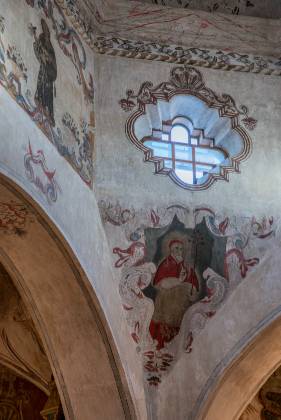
[198,306,281,420]
[0,173,136,420]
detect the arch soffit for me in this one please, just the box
[0,173,136,420]
[200,313,281,420]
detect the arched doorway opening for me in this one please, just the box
[0,173,135,420]
[0,259,64,420]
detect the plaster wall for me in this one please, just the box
[95,54,281,217]
[94,53,281,419]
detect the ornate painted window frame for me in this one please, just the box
[120,65,257,191]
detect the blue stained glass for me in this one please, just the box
[144,141,172,158]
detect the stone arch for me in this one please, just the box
[0,172,135,420]
[200,314,281,420]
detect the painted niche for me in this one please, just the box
[120,65,257,190]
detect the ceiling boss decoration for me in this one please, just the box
[120,65,256,190]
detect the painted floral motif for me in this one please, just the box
[95,36,281,77]
[0,202,34,236]
[120,65,257,128]
[100,201,274,385]
[62,111,95,170]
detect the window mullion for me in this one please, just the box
[172,142,175,170]
[192,146,196,184]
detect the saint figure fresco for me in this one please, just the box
[32,19,57,126]
[149,239,199,350]
[139,215,218,351]
[109,205,262,385]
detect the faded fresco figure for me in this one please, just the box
[149,239,199,350]
[32,19,57,126]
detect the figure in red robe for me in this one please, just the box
[149,239,199,350]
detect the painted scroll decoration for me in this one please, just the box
[100,201,274,385]
[120,65,256,191]
[24,141,61,204]
[0,0,94,187]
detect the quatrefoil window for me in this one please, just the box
[143,118,227,185]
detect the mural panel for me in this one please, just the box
[0,0,95,186]
[100,201,275,386]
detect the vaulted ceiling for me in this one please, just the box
[132,0,281,19]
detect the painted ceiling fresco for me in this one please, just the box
[132,0,281,18]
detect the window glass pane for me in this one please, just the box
[191,138,198,146]
[162,133,169,141]
[164,160,173,169]
[174,144,192,161]
[171,125,189,144]
[175,162,194,184]
[144,141,172,158]
[195,148,225,165]
[195,164,210,180]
